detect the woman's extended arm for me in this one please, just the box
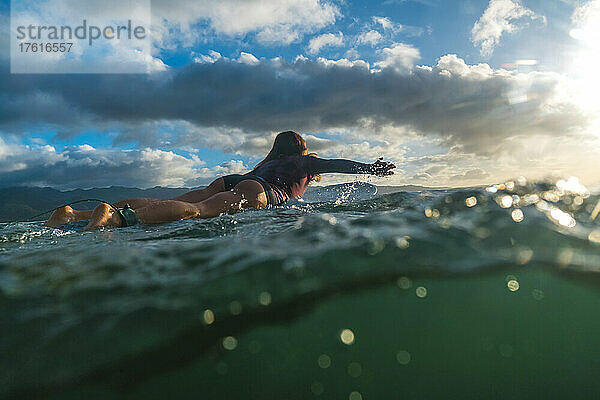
[307,157,395,176]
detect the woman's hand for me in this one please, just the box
[370,158,396,176]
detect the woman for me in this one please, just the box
[45,131,395,230]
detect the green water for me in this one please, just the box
[2,179,600,399]
[48,269,600,400]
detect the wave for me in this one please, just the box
[1,177,599,398]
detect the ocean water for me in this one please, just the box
[1,178,600,399]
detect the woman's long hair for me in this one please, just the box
[254,131,320,182]
[254,131,308,168]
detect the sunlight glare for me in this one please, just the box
[569,2,600,116]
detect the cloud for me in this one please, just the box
[0,52,590,160]
[373,16,395,31]
[412,172,432,181]
[356,30,383,46]
[371,16,423,36]
[471,0,546,57]
[8,0,341,51]
[193,50,223,64]
[450,168,489,181]
[571,0,600,27]
[307,32,344,54]
[374,42,421,72]
[0,139,213,188]
[152,0,341,46]
[187,160,249,186]
[237,52,260,65]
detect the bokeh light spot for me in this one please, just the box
[396,350,411,365]
[340,329,355,345]
[318,354,331,369]
[202,309,215,325]
[223,336,238,350]
[259,291,272,306]
[507,279,519,292]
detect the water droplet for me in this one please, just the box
[318,354,331,369]
[395,236,410,248]
[516,248,533,265]
[397,276,412,289]
[368,239,385,255]
[499,195,513,208]
[202,309,215,325]
[507,279,519,292]
[511,209,524,223]
[396,350,411,365]
[532,289,544,301]
[311,381,324,395]
[557,248,574,266]
[340,329,355,345]
[349,391,363,400]
[259,291,272,306]
[223,336,238,350]
[588,230,600,244]
[465,196,477,207]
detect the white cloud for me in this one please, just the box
[571,0,600,27]
[373,16,395,31]
[450,168,489,181]
[153,0,340,46]
[371,16,418,36]
[0,139,215,188]
[374,43,421,72]
[412,172,432,181]
[307,32,344,54]
[237,52,260,65]
[188,160,250,186]
[316,57,370,69]
[357,30,383,46]
[471,0,546,57]
[344,48,360,59]
[193,50,223,64]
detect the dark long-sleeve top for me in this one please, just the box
[247,155,373,203]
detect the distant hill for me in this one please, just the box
[0,184,447,223]
[376,185,449,194]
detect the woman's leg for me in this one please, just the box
[171,178,226,203]
[44,206,93,227]
[82,200,200,231]
[44,197,161,227]
[46,178,227,227]
[194,180,268,219]
[80,180,267,230]
[81,203,122,231]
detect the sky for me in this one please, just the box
[1,0,599,189]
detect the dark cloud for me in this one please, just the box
[0,143,212,189]
[0,54,588,154]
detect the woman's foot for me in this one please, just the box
[44,206,76,227]
[81,203,123,231]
